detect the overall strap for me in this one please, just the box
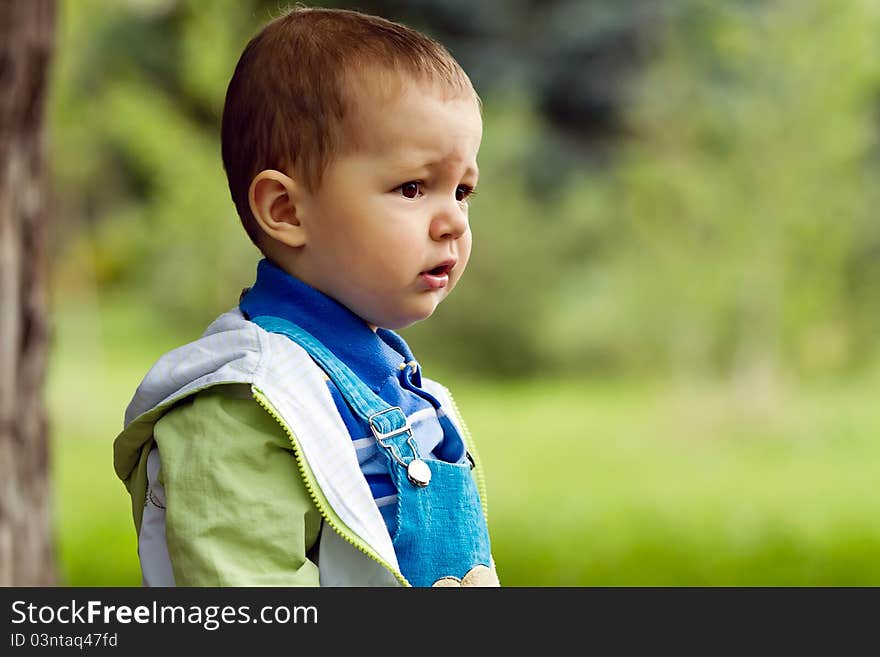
[251,315,431,486]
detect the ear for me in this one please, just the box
[248,169,307,248]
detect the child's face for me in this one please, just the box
[294,78,482,330]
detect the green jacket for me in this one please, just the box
[114,309,491,586]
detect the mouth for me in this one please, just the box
[420,259,456,289]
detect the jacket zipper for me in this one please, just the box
[252,387,410,587]
[443,388,490,524]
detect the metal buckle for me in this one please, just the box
[368,406,412,442]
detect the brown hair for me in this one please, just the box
[221,5,478,245]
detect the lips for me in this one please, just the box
[424,260,455,276]
[420,259,456,289]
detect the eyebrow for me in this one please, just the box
[397,158,479,179]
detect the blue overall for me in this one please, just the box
[251,315,492,587]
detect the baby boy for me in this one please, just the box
[113,6,498,587]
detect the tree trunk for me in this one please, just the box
[0,0,57,586]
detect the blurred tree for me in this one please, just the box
[559,0,880,380]
[0,0,57,585]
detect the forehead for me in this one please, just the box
[342,71,483,174]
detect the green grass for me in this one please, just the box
[48,296,880,585]
[454,375,880,585]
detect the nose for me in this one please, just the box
[429,198,469,242]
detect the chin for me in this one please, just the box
[380,306,438,331]
[382,315,430,331]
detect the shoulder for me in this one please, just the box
[125,309,322,426]
[155,383,292,453]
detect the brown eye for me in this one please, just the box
[399,182,421,199]
[456,185,475,202]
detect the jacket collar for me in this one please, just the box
[239,258,415,392]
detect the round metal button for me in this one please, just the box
[407,458,432,487]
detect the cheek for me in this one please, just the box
[450,232,473,287]
[459,231,473,267]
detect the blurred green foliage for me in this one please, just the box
[48,0,880,381]
[599,0,880,379]
[44,0,880,585]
